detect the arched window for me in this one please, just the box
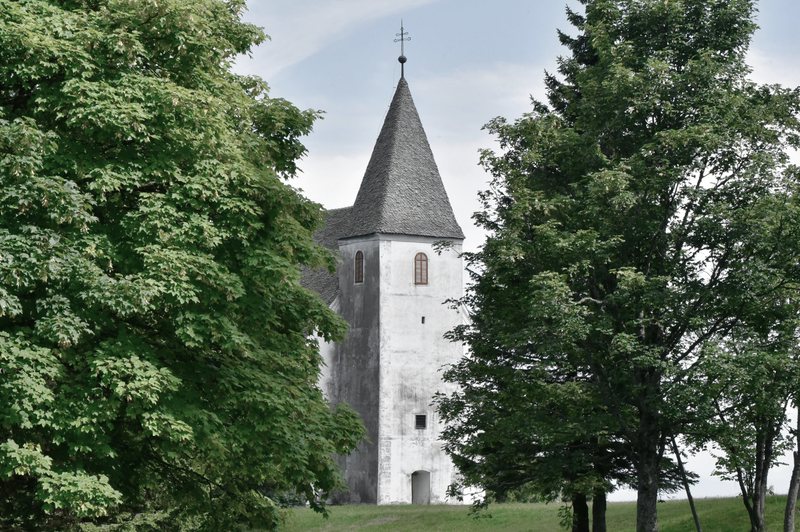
[354,251,364,284]
[414,253,428,285]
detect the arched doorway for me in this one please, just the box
[411,470,430,505]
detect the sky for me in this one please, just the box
[233,0,800,502]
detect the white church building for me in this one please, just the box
[303,68,466,505]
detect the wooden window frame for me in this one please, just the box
[414,252,428,285]
[355,251,364,284]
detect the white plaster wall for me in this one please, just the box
[318,335,336,402]
[317,295,339,402]
[376,235,465,505]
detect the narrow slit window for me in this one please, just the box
[415,414,427,429]
[414,253,428,285]
[355,251,364,284]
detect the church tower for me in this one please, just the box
[305,57,465,505]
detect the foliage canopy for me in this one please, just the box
[436,1,800,531]
[0,0,364,529]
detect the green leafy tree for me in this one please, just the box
[436,1,800,531]
[681,319,800,532]
[784,402,800,532]
[707,351,792,532]
[0,0,364,530]
[436,322,637,532]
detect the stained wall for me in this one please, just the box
[376,235,464,505]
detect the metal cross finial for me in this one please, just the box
[394,20,410,77]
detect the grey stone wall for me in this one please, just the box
[331,236,382,503]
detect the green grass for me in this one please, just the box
[281,495,791,531]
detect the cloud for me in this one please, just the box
[235,0,443,79]
[747,47,800,88]
[414,62,551,137]
[292,152,369,210]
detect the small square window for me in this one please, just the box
[415,414,427,429]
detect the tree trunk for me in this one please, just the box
[671,437,702,532]
[785,452,800,531]
[757,429,774,532]
[738,466,759,532]
[635,406,661,532]
[784,408,800,532]
[573,493,590,532]
[739,426,775,532]
[592,486,607,532]
[637,457,660,532]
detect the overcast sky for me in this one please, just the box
[233,0,800,502]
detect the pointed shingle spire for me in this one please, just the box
[343,78,465,240]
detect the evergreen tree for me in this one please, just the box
[436,1,800,531]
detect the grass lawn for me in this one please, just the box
[281,495,790,531]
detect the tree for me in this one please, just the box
[682,326,799,532]
[436,1,800,531]
[437,358,633,532]
[0,0,364,530]
[784,403,800,532]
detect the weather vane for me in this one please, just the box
[394,20,410,77]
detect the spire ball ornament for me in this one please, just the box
[394,20,410,77]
